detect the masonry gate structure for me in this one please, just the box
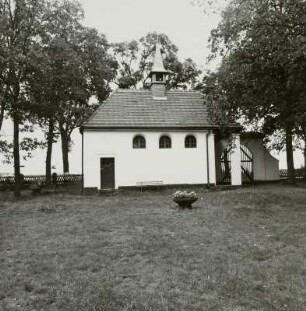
[220,145,254,184]
[216,133,280,185]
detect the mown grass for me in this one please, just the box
[0,184,305,311]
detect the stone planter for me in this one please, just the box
[173,197,198,209]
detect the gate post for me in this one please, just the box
[207,132,216,185]
[231,134,242,185]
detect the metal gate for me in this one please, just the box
[220,145,254,184]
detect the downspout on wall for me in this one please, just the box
[206,131,210,188]
[80,128,84,192]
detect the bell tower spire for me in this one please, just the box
[150,44,168,99]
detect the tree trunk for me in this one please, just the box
[0,97,5,131]
[13,116,21,197]
[45,118,54,186]
[285,126,295,184]
[0,87,7,131]
[304,123,306,180]
[304,145,306,180]
[60,124,69,173]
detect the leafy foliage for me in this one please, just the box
[111,40,141,89]
[202,0,306,181]
[0,0,118,191]
[0,0,52,195]
[26,1,117,174]
[112,32,202,90]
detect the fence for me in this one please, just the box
[279,169,305,179]
[0,174,82,191]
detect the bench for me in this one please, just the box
[136,181,163,192]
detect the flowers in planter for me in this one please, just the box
[173,190,198,200]
[173,190,198,209]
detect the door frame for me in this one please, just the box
[100,157,115,189]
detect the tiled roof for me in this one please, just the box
[83,89,223,129]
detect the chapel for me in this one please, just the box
[81,45,278,190]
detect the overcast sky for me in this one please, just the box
[79,0,222,71]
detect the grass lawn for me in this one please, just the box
[0,184,305,311]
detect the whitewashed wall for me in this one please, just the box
[83,130,215,189]
[241,138,279,181]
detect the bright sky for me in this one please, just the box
[0,0,303,174]
[79,0,221,71]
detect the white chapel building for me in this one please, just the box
[81,45,245,190]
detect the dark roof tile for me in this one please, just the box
[83,89,218,129]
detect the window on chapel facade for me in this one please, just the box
[185,135,197,148]
[159,135,171,149]
[133,135,146,149]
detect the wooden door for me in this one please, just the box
[100,158,115,189]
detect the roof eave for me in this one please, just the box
[81,125,221,131]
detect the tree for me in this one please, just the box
[0,80,8,131]
[168,58,202,90]
[27,31,66,185]
[56,26,117,173]
[112,32,202,90]
[28,1,117,176]
[203,0,306,183]
[0,0,49,196]
[25,0,85,183]
[111,40,141,89]
[191,0,229,15]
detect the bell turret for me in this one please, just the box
[150,44,168,99]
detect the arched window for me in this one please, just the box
[185,135,197,148]
[133,135,146,149]
[159,135,171,149]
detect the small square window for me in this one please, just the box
[156,73,163,82]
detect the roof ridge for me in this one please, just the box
[168,89,202,94]
[116,88,150,93]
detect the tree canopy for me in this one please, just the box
[0,0,118,193]
[112,32,202,90]
[0,0,51,195]
[202,0,306,182]
[28,1,117,176]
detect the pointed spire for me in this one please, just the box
[150,44,168,99]
[150,44,168,74]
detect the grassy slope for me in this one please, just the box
[0,184,305,311]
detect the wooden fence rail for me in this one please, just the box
[1,169,304,191]
[0,174,82,190]
[279,169,304,179]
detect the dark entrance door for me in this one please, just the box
[100,158,115,189]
